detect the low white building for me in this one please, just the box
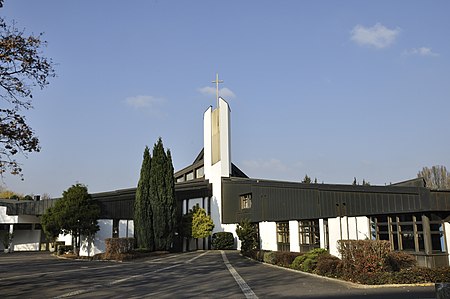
[0,200,42,252]
[2,97,450,269]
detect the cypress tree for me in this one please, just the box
[149,137,177,251]
[165,149,177,249]
[134,146,154,250]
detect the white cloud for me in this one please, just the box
[403,47,439,57]
[350,23,400,49]
[198,86,236,99]
[125,95,165,109]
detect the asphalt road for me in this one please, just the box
[0,251,437,298]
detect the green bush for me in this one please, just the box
[212,232,235,250]
[263,251,277,264]
[356,271,394,285]
[384,251,417,272]
[391,267,434,284]
[275,251,303,267]
[245,249,268,262]
[236,219,258,253]
[315,254,342,277]
[432,267,450,283]
[291,248,328,272]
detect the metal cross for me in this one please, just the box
[211,73,223,108]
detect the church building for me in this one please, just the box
[2,95,450,269]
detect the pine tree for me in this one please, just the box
[165,149,177,249]
[302,174,312,184]
[134,146,154,250]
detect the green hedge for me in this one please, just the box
[212,232,234,250]
[244,243,450,285]
[291,248,327,272]
[105,238,135,255]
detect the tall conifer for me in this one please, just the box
[149,138,177,251]
[134,146,154,250]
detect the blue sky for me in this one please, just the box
[1,1,449,197]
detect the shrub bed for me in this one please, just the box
[291,248,327,272]
[244,241,450,285]
[315,253,342,278]
[384,251,417,272]
[212,232,234,250]
[104,238,135,259]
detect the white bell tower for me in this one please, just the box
[204,95,231,232]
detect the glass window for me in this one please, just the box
[186,172,194,181]
[430,221,446,253]
[299,220,320,252]
[277,222,290,252]
[299,220,319,245]
[196,167,204,178]
[240,194,252,210]
[176,176,185,183]
[372,214,427,253]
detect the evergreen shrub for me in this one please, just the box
[315,254,342,277]
[291,248,328,272]
[212,232,234,250]
[245,249,268,262]
[263,251,277,264]
[384,251,417,272]
[236,219,258,253]
[391,267,434,284]
[432,267,450,283]
[275,251,303,267]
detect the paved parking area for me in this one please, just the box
[0,251,436,298]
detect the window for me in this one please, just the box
[277,222,290,252]
[370,214,433,253]
[240,193,252,210]
[186,172,194,181]
[298,220,320,252]
[176,176,185,183]
[112,219,119,238]
[196,167,204,178]
[430,222,446,253]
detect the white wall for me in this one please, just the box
[289,220,300,252]
[327,216,370,257]
[204,98,231,235]
[259,221,277,251]
[0,206,17,223]
[11,230,41,251]
[328,217,341,257]
[223,223,238,249]
[445,222,450,265]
